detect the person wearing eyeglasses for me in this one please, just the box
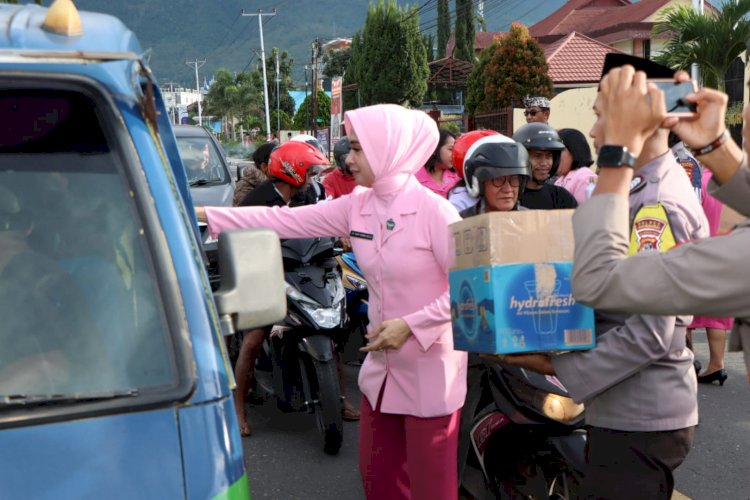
[523,96,550,124]
[458,134,530,217]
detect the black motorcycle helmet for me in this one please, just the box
[512,123,565,178]
[333,136,351,175]
[464,135,530,198]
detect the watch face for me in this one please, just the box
[598,146,636,168]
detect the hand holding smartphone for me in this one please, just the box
[648,79,698,118]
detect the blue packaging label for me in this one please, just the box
[450,263,595,354]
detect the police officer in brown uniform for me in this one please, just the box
[494,55,710,499]
[565,61,750,383]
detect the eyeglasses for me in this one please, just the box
[490,175,521,188]
[523,110,540,117]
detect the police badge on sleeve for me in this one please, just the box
[628,203,677,254]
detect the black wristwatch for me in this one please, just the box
[597,145,637,168]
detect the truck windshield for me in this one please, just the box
[0,88,178,400]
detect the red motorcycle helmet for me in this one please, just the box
[452,129,500,179]
[268,141,329,187]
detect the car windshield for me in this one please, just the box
[0,89,178,400]
[176,135,229,185]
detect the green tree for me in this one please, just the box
[437,0,450,58]
[203,69,261,141]
[293,90,331,130]
[347,0,429,107]
[653,1,750,91]
[322,47,352,79]
[262,48,296,117]
[270,109,293,131]
[424,33,435,61]
[466,23,552,113]
[454,0,475,61]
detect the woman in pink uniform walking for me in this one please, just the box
[197,104,467,500]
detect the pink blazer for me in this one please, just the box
[206,176,468,418]
[554,167,597,205]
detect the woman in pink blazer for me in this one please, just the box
[198,104,467,500]
[554,128,598,204]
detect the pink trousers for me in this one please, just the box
[358,395,460,500]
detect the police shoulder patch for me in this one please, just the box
[628,203,676,254]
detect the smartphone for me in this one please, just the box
[649,79,698,117]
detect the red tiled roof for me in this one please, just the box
[532,0,718,40]
[530,0,630,37]
[544,31,626,84]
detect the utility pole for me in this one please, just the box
[185,59,206,126]
[162,80,179,125]
[242,8,276,141]
[276,51,280,138]
[691,0,705,83]
[311,38,321,134]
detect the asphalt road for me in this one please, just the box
[241,334,750,500]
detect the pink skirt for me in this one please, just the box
[689,315,734,330]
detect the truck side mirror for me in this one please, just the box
[213,229,286,335]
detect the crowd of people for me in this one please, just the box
[196,52,749,499]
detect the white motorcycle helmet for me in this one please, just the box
[290,134,327,157]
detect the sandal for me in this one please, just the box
[342,398,360,421]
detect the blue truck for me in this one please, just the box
[0,1,286,498]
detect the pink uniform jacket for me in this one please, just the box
[554,167,597,205]
[206,105,467,418]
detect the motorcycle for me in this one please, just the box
[459,354,586,499]
[335,251,369,364]
[253,237,348,455]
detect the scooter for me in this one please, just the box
[459,354,586,499]
[336,251,369,364]
[253,237,347,455]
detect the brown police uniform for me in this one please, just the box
[572,159,750,376]
[551,152,709,499]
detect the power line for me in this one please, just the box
[208,12,242,53]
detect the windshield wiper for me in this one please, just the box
[0,388,140,408]
[189,179,210,186]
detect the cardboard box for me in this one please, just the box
[451,210,576,270]
[449,211,595,354]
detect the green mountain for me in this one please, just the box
[72,0,566,88]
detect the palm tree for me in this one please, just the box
[204,70,260,141]
[653,0,750,91]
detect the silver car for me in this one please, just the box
[174,125,235,287]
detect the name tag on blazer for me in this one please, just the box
[350,230,374,240]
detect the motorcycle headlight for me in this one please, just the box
[500,367,584,423]
[285,282,344,329]
[309,301,343,329]
[540,393,584,422]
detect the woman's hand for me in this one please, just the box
[195,206,208,223]
[481,353,555,375]
[360,318,412,353]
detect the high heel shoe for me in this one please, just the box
[697,368,728,386]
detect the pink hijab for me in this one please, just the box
[344,104,439,197]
